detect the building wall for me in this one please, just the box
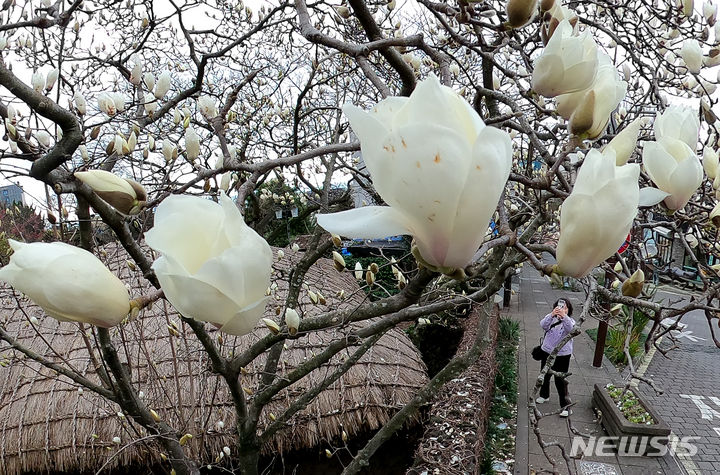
[0,185,24,206]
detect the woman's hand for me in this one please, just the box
[552,305,568,319]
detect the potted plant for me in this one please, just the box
[592,383,671,456]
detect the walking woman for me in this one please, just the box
[536,298,575,417]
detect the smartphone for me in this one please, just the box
[556,301,566,310]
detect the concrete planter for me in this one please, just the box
[592,384,671,456]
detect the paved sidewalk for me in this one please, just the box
[632,288,720,475]
[511,266,685,475]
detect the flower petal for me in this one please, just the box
[193,243,272,311]
[218,298,269,336]
[376,123,473,248]
[441,126,512,268]
[316,206,410,239]
[638,187,670,207]
[145,195,225,273]
[152,256,241,326]
[393,74,484,144]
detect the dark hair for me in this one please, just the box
[553,298,573,316]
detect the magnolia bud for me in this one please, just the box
[308,290,318,304]
[335,6,350,18]
[506,0,538,28]
[332,251,345,271]
[710,201,720,227]
[621,269,644,298]
[285,308,300,335]
[397,272,407,289]
[366,270,375,286]
[610,303,624,316]
[179,434,192,446]
[613,261,623,272]
[354,262,363,280]
[369,262,379,274]
[331,233,342,247]
[292,243,300,252]
[75,170,147,215]
[262,318,280,334]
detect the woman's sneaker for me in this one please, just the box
[535,396,548,404]
[560,409,571,417]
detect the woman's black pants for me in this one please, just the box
[539,352,571,408]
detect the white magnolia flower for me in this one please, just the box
[73,91,87,115]
[198,96,218,119]
[31,71,45,93]
[162,138,174,162]
[0,240,130,326]
[316,75,512,272]
[653,105,699,150]
[97,92,116,116]
[154,70,172,99]
[532,20,599,98]
[111,93,127,113]
[45,68,59,91]
[129,59,143,85]
[145,193,273,336]
[75,170,147,215]
[704,146,719,179]
[185,127,200,161]
[642,138,703,210]
[556,52,627,139]
[556,149,640,278]
[143,72,155,91]
[144,92,158,115]
[603,117,643,165]
[705,1,718,24]
[36,130,52,148]
[680,39,703,73]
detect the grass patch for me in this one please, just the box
[480,317,520,474]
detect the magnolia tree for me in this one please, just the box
[1,0,720,473]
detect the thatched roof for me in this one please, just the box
[0,242,427,474]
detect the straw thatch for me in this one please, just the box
[0,242,427,474]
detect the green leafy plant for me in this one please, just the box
[587,307,650,367]
[606,384,655,425]
[343,255,404,301]
[480,317,520,474]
